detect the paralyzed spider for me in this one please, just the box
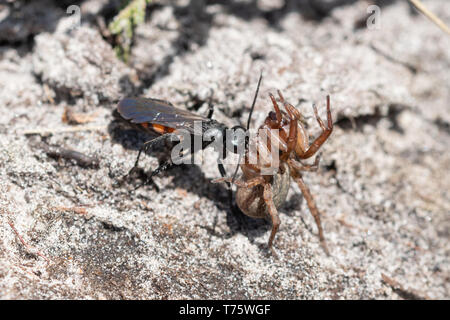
[213,91,333,254]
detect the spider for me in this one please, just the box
[213,91,333,254]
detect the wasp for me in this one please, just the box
[213,91,333,254]
[115,96,247,189]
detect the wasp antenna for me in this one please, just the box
[246,72,263,130]
[232,72,263,184]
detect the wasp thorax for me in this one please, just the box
[224,126,246,155]
[203,127,223,142]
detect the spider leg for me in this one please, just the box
[212,175,265,188]
[277,90,302,157]
[269,93,283,124]
[298,95,333,159]
[282,104,298,158]
[263,183,280,256]
[288,155,321,172]
[277,90,286,104]
[291,171,330,255]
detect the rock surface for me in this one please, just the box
[0,0,448,299]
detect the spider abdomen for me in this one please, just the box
[236,164,291,219]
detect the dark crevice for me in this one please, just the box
[0,0,63,49]
[434,118,450,135]
[335,104,407,133]
[0,34,35,50]
[324,159,337,173]
[101,221,126,232]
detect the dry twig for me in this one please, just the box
[8,220,50,263]
[22,125,107,136]
[381,273,430,300]
[408,0,450,35]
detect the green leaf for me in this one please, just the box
[108,0,152,61]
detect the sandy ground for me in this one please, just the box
[0,0,448,299]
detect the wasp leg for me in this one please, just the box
[206,103,214,119]
[288,155,321,172]
[263,183,280,256]
[217,139,232,206]
[129,133,178,190]
[148,159,174,178]
[298,96,333,159]
[134,158,175,191]
[291,171,329,255]
[130,133,178,175]
[205,89,216,119]
[217,158,233,207]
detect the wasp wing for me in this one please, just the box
[117,97,210,135]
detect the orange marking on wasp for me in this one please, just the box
[150,123,175,134]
